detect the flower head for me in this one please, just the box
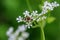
[6,25,29,40]
[16,1,59,28]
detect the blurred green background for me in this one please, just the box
[0,0,60,40]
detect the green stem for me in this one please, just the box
[26,0,32,12]
[40,27,45,40]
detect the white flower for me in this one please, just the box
[31,10,38,16]
[6,27,14,36]
[23,11,30,17]
[16,16,23,23]
[43,1,53,10]
[6,25,29,40]
[41,1,59,15]
[51,1,59,7]
[16,11,39,28]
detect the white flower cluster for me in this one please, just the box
[41,1,59,14]
[16,10,39,28]
[16,1,59,28]
[6,25,29,40]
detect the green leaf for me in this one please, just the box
[46,17,56,23]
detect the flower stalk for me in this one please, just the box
[39,20,46,40]
[40,27,45,40]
